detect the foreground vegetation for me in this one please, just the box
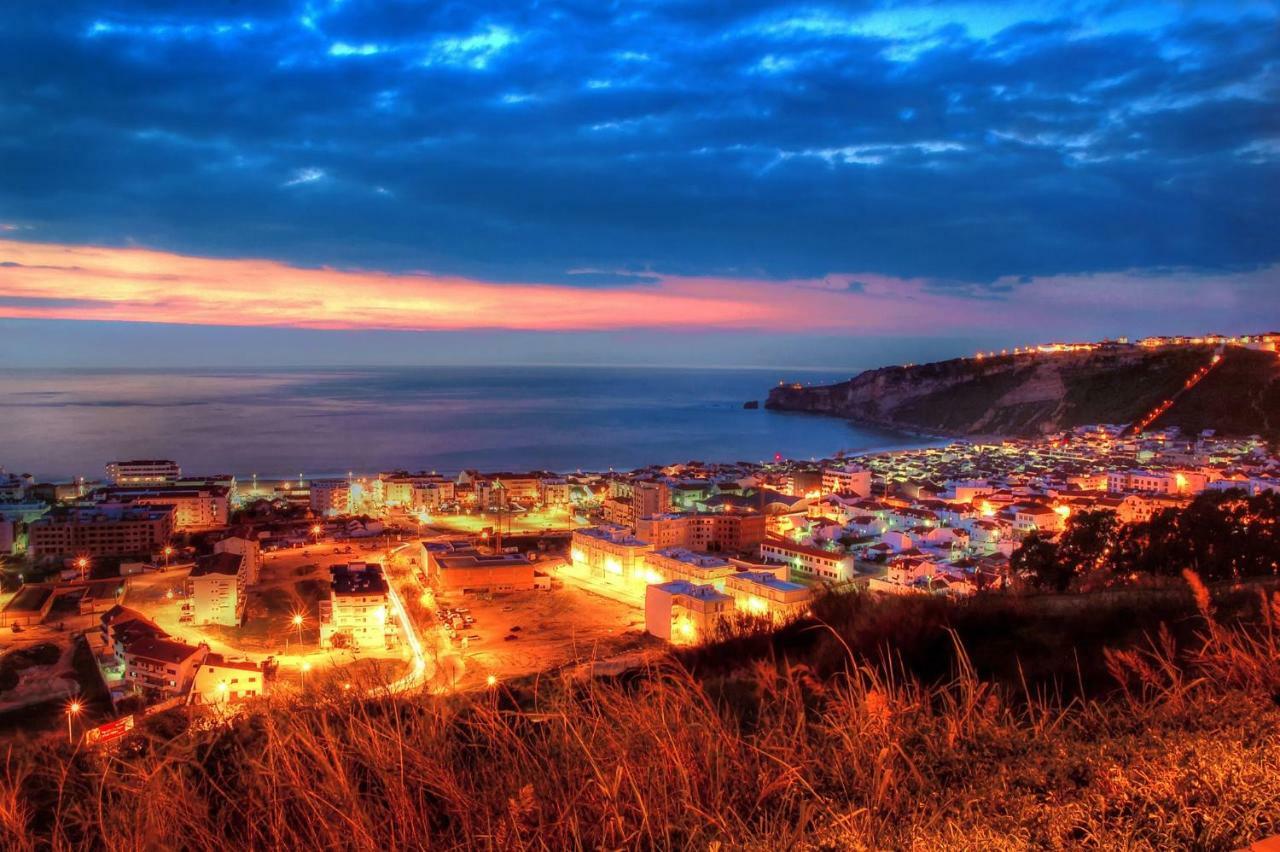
[2,575,1279,850]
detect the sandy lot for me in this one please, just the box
[432,578,655,689]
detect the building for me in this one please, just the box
[0,470,34,501]
[634,511,766,554]
[424,544,539,594]
[99,605,166,668]
[644,548,737,588]
[310,479,352,517]
[632,480,671,518]
[759,537,856,583]
[213,533,262,585]
[475,473,541,505]
[644,581,733,644]
[822,465,872,497]
[319,563,398,650]
[94,486,229,530]
[184,552,246,626]
[190,654,264,705]
[539,477,571,507]
[106,459,181,486]
[1107,469,1208,496]
[571,525,654,585]
[723,571,813,621]
[1012,504,1067,538]
[123,637,206,699]
[28,504,174,560]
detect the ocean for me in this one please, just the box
[0,366,925,481]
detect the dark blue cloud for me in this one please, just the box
[0,0,1277,286]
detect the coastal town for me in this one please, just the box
[1,404,1276,742]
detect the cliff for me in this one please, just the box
[766,345,1280,440]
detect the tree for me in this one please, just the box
[1056,510,1118,582]
[1012,533,1069,592]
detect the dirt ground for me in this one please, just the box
[432,575,657,690]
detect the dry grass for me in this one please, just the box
[3,576,1279,851]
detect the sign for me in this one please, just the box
[84,715,135,747]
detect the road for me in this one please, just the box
[379,543,433,694]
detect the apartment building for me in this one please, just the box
[106,459,181,486]
[821,465,872,497]
[644,581,733,644]
[633,511,766,554]
[644,548,737,589]
[28,504,174,560]
[185,552,246,626]
[571,525,655,585]
[213,533,262,585]
[319,563,397,650]
[723,571,813,621]
[310,479,352,516]
[95,486,229,530]
[759,537,856,583]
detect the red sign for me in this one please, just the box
[84,715,135,747]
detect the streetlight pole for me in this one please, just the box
[66,700,80,743]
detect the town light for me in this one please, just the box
[66,700,81,743]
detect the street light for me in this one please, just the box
[76,557,88,582]
[292,613,305,644]
[163,545,174,566]
[301,661,311,688]
[66,700,81,743]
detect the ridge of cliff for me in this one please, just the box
[766,345,1280,440]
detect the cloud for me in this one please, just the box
[0,239,1275,339]
[0,0,1276,293]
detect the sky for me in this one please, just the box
[1,0,1278,369]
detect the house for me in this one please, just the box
[190,654,265,705]
[124,637,206,699]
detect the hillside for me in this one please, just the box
[4,582,1279,850]
[766,345,1280,440]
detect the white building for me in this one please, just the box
[310,479,352,517]
[723,571,813,621]
[106,459,181,486]
[644,548,736,588]
[319,563,397,650]
[190,654,264,706]
[759,537,856,583]
[539,477,571,507]
[185,552,246,626]
[822,465,872,498]
[213,534,262,585]
[571,525,654,586]
[645,580,733,644]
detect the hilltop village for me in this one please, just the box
[0,414,1276,741]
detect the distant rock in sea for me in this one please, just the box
[742,400,759,409]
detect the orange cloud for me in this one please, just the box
[1,239,1272,336]
[0,239,798,331]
